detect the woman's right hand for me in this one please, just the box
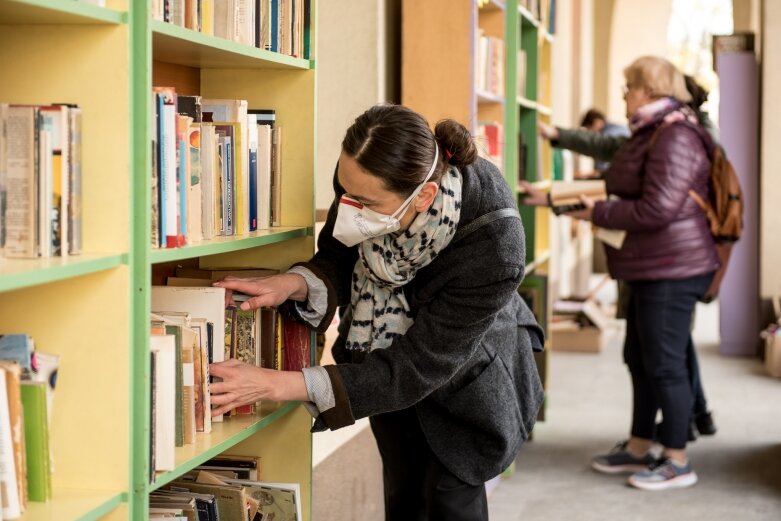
[538,122,559,141]
[213,273,308,310]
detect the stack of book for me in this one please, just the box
[476,121,504,169]
[0,334,61,519]
[152,468,301,520]
[152,0,311,59]
[152,91,282,249]
[149,267,311,476]
[0,104,82,259]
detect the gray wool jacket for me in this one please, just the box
[294,156,544,486]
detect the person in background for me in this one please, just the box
[578,108,630,174]
[209,104,545,520]
[534,73,719,442]
[524,56,719,491]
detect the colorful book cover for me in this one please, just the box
[176,114,192,247]
[282,314,310,372]
[153,87,178,248]
[187,123,202,243]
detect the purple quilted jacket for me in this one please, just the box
[591,108,720,281]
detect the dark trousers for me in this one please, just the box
[623,273,713,449]
[369,407,488,521]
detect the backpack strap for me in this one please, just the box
[452,208,521,244]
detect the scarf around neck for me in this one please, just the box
[345,166,463,351]
[628,97,698,133]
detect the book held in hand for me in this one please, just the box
[548,179,607,215]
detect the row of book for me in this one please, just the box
[152,468,301,520]
[0,335,60,519]
[0,104,82,260]
[149,266,310,476]
[476,32,505,98]
[521,0,556,34]
[153,0,311,59]
[152,91,282,249]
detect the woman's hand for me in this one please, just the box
[519,181,550,207]
[566,194,595,221]
[213,273,308,310]
[538,122,560,141]
[209,360,309,416]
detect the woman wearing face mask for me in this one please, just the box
[210,103,544,520]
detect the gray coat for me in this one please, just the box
[297,157,544,486]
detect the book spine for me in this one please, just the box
[225,137,234,235]
[201,0,214,35]
[177,117,188,247]
[188,124,203,243]
[248,116,258,232]
[4,107,37,258]
[37,115,52,259]
[20,383,51,502]
[271,126,281,226]
[162,95,178,248]
[0,370,22,518]
[270,0,279,52]
[67,107,82,255]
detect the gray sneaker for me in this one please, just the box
[628,457,698,491]
[591,441,656,474]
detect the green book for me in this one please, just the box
[165,325,184,447]
[21,381,51,502]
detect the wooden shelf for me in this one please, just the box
[477,90,506,104]
[149,227,312,263]
[23,489,124,521]
[517,96,537,110]
[526,249,551,274]
[0,254,126,293]
[479,0,506,11]
[150,402,300,491]
[152,20,312,69]
[518,4,540,27]
[0,0,126,24]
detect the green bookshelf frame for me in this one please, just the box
[0,1,317,519]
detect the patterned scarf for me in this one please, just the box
[628,97,699,133]
[345,166,463,351]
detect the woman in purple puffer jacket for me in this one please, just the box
[567,56,719,491]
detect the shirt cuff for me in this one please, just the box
[301,365,336,413]
[287,266,329,328]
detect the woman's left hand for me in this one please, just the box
[566,194,595,221]
[209,359,310,416]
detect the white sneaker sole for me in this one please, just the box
[591,461,650,475]
[628,471,698,491]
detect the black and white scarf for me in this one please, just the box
[345,166,463,351]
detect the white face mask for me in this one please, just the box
[333,147,439,247]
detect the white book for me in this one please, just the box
[0,370,21,519]
[214,0,231,39]
[151,286,226,423]
[256,124,272,229]
[150,334,176,472]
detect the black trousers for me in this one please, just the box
[624,273,713,449]
[369,407,489,521]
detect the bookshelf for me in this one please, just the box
[0,0,316,519]
[402,0,555,418]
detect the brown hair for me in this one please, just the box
[341,104,478,196]
[624,56,692,103]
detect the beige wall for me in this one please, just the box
[761,0,780,297]
[315,0,389,210]
[606,0,673,122]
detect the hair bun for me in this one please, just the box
[434,119,478,167]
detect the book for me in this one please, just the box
[176,114,192,247]
[151,287,227,423]
[0,365,23,518]
[190,317,212,434]
[187,122,203,243]
[39,105,70,257]
[549,180,607,215]
[5,106,37,258]
[20,381,51,502]
[282,313,310,372]
[66,106,82,255]
[154,87,180,248]
[0,361,27,515]
[150,334,176,472]
[197,455,261,481]
[0,335,35,377]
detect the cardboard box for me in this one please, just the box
[550,299,608,353]
[763,329,781,378]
